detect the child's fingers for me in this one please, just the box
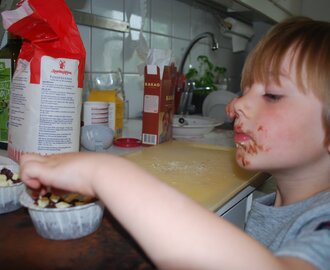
[28,186,48,198]
[49,187,70,196]
[20,158,53,188]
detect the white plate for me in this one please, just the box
[207,104,231,123]
[202,90,237,122]
[0,156,19,166]
[172,115,222,137]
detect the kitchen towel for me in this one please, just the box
[223,17,254,52]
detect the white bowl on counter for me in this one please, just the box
[0,157,25,214]
[80,124,114,151]
[172,115,222,138]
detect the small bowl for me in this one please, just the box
[80,124,114,151]
[0,157,25,214]
[20,190,104,240]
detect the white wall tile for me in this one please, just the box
[124,30,150,73]
[150,0,172,35]
[150,34,171,50]
[65,0,91,12]
[92,0,124,20]
[172,38,190,70]
[124,0,151,31]
[124,74,145,118]
[205,13,220,37]
[77,25,91,72]
[91,28,124,72]
[172,0,191,39]
[191,6,209,37]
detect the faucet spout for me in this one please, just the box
[176,32,219,115]
[178,32,219,80]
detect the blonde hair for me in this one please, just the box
[241,17,330,143]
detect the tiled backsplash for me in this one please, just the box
[67,0,249,118]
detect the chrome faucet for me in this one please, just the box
[176,32,219,115]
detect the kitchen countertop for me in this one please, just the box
[0,208,155,270]
[123,140,267,212]
[0,119,269,269]
[103,119,268,212]
[103,119,236,156]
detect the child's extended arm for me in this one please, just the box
[19,153,315,270]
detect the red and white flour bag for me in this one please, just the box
[1,0,86,162]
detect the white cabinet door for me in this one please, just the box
[211,0,302,22]
[221,196,248,229]
[215,185,255,229]
[237,0,292,22]
[273,0,302,15]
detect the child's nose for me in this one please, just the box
[226,97,238,120]
[233,94,249,119]
[227,92,252,120]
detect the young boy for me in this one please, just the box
[20,17,330,270]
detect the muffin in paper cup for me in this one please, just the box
[20,190,104,240]
[0,157,25,214]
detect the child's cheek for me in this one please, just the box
[257,120,294,153]
[255,124,271,151]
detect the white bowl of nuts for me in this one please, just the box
[0,157,25,214]
[20,190,104,240]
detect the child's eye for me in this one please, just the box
[263,93,282,102]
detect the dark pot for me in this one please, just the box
[191,92,210,114]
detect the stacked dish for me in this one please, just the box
[0,157,25,214]
[172,115,222,138]
[202,90,238,123]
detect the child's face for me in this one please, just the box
[230,52,329,173]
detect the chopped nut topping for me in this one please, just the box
[55,201,71,209]
[37,197,50,208]
[34,192,97,208]
[0,168,21,186]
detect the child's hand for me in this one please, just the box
[19,152,99,198]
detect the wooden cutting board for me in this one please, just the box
[124,140,268,211]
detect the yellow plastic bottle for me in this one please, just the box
[88,89,124,138]
[87,71,125,138]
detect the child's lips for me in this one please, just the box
[234,124,253,147]
[234,132,251,143]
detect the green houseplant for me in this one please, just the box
[185,55,226,113]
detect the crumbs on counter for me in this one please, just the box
[151,158,208,175]
[0,168,21,186]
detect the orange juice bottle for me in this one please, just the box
[88,72,124,138]
[88,89,123,138]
